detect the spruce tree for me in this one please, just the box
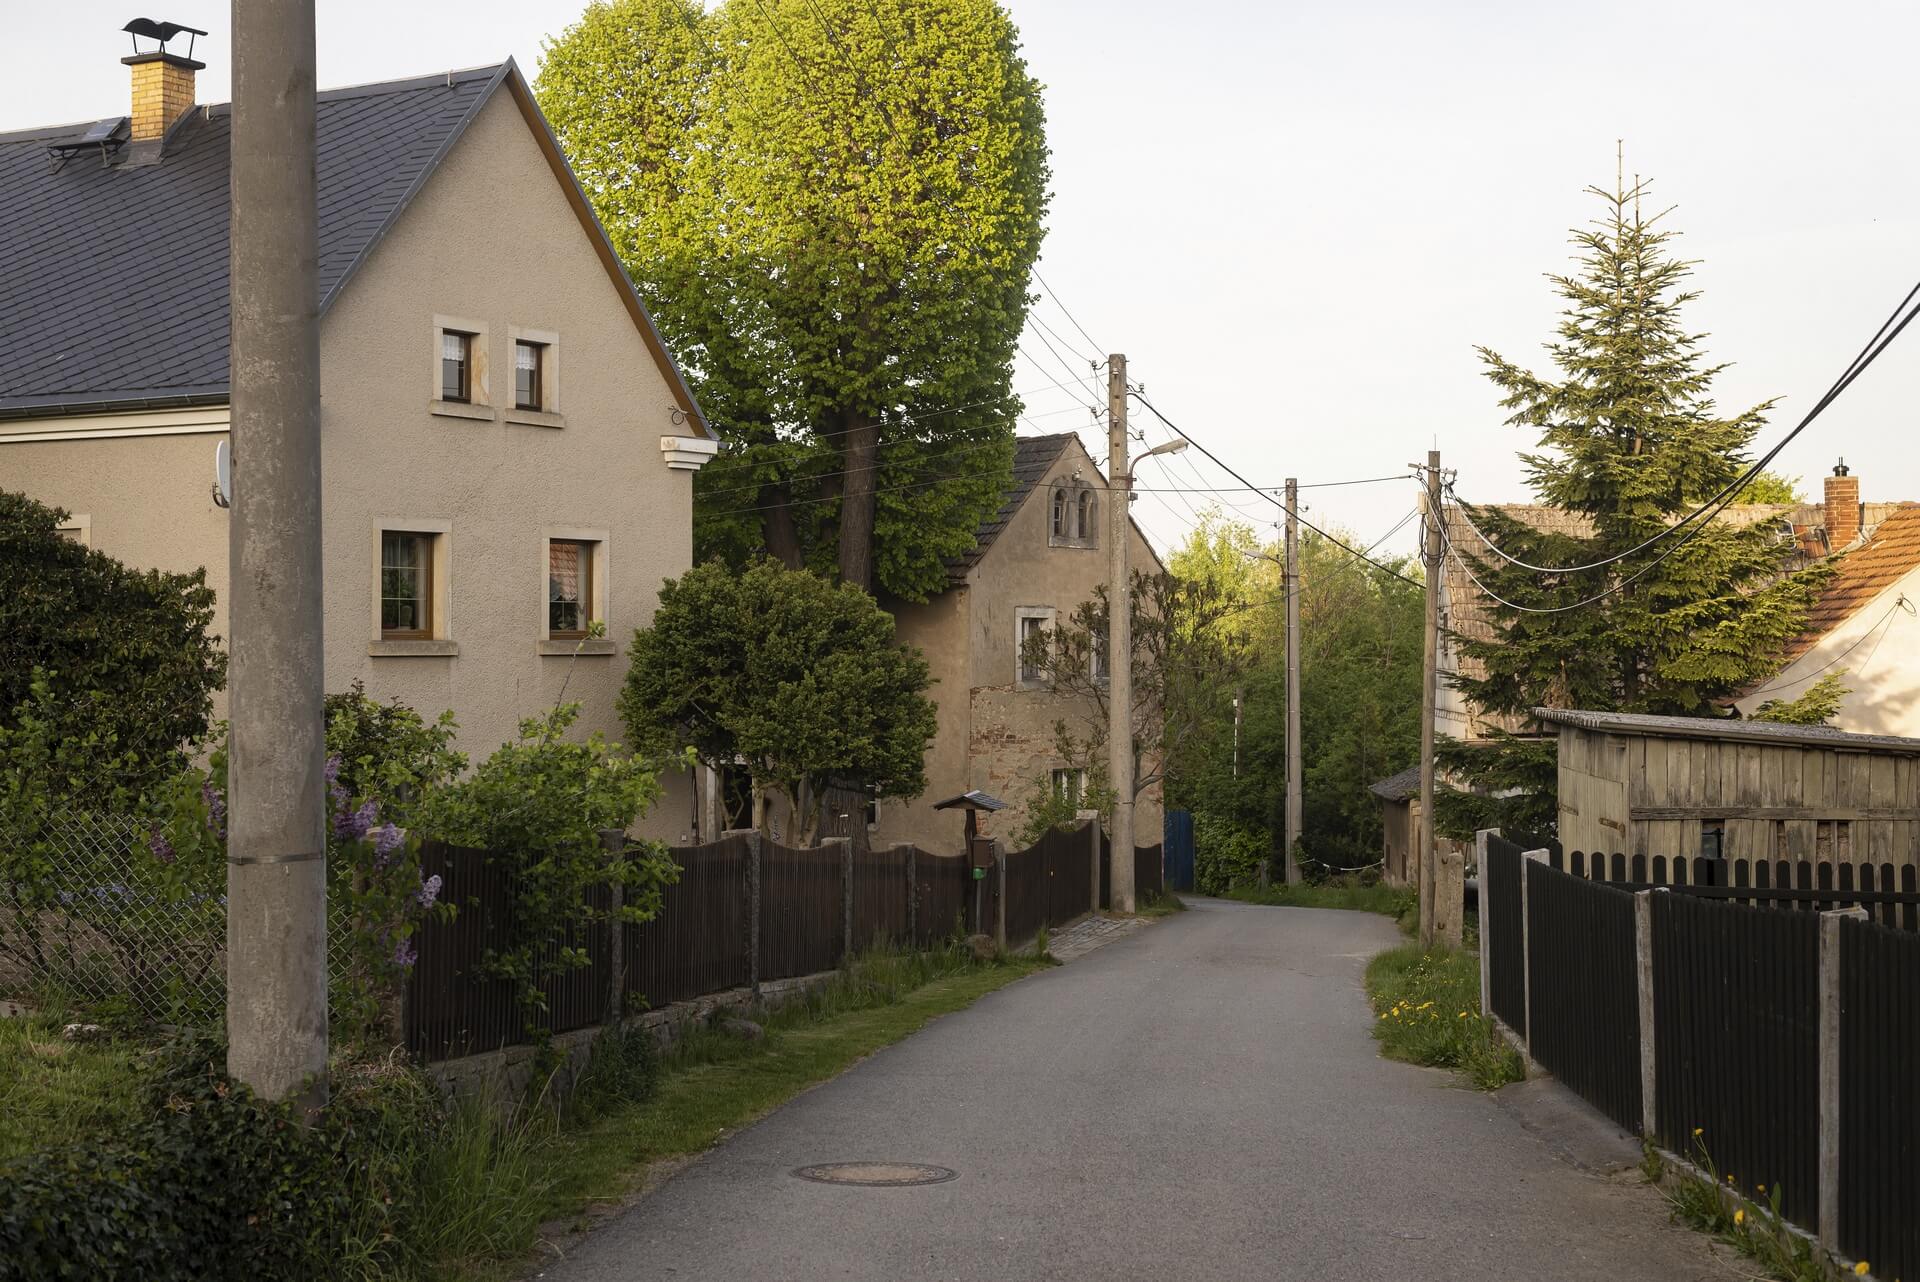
[1442,176,1827,834]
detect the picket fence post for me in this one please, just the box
[1519,849,1549,1057]
[600,828,626,1026]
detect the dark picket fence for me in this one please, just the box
[1839,917,1920,1282]
[1552,849,1920,931]
[1525,860,1641,1133]
[405,820,1129,1063]
[1484,842,1919,1272]
[1482,833,1527,1032]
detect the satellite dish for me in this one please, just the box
[212,439,231,509]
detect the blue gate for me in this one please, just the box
[1164,809,1195,892]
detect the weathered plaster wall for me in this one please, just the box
[1731,570,1920,740]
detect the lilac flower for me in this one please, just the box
[390,939,417,968]
[415,873,442,911]
[200,781,227,841]
[147,829,176,864]
[334,797,379,843]
[324,753,350,815]
[372,823,406,869]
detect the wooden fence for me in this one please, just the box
[404,820,1131,1065]
[1483,837,1920,1279]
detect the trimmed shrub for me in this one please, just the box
[1193,812,1269,894]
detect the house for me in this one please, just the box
[870,432,1167,852]
[0,43,718,840]
[1731,498,1920,736]
[1439,464,1911,745]
[1539,706,1920,874]
[1367,765,1420,886]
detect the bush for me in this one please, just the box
[1193,812,1269,894]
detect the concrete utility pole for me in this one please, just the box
[1107,354,1136,914]
[1284,477,1303,885]
[227,0,328,1106]
[1417,449,1442,949]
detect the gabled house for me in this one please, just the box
[0,44,718,839]
[871,432,1167,852]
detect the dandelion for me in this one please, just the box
[1734,1210,1745,1226]
[1692,1127,1703,1137]
[1726,1174,1735,1185]
[1854,1264,1868,1276]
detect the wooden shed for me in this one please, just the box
[1537,707,1920,871]
[1368,765,1421,886]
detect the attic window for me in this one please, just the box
[1049,483,1098,549]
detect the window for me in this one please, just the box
[1048,481,1098,548]
[1052,487,1069,538]
[1077,489,1096,539]
[548,538,594,638]
[1052,768,1087,806]
[440,331,473,403]
[866,796,882,829]
[1018,613,1049,684]
[514,340,545,411]
[1091,637,1110,684]
[1701,821,1725,862]
[381,531,435,638]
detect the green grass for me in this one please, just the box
[1226,877,1415,919]
[0,1005,150,1163]
[1363,944,1524,1090]
[453,946,1049,1281]
[1650,1140,1851,1282]
[1133,887,1187,917]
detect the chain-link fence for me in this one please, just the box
[1,812,352,1025]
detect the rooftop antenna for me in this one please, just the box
[123,18,208,62]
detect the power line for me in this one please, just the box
[1034,269,1104,354]
[1446,275,1920,576]
[1741,595,1913,700]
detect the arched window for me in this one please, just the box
[1051,487,1069,538]
[1076,489,1096,541]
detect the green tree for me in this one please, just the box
[538,0,1050,599]
[1738,471,1803,504]
[0,490,225,791]
[1750,671,1849,725]
[619,559,937,840]
[1445,177,1826,833]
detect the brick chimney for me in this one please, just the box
[123,48,201,141]
[1825,458,1861,550]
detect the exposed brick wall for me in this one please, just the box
[128,58,196,141]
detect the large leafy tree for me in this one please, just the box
[538,0,1050,599]
[1443,177,1826,833]
[0,490,225,792]
[619,559,937,840]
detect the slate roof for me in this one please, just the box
[1534,707,1920,756]
[1774,505,1920,667]
[944,432,1076,585]
[1367,765,1421,803]
[0,66,505,416]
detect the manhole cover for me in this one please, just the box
[791,1162,958,1187]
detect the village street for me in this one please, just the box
[543,900,1716,1282]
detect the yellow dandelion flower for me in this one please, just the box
[1692,1127,1704,1137]
[1726,1174,1735,1184]
[1853,1263,1868,1276]
[1734,1210,1745,1226]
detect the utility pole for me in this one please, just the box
[1284,477,1303,885]
[1417,449,1442,949]
[1107,354,1136,914]
[227,0,328,1106]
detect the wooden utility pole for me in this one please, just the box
[1418,449,1442,948]
[1284,477,1303,884]
[227,0,328,1106]
[1107,354,1136,913]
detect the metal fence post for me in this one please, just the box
[1635,889,1656,1138]
[1475,829,1496,1020]
[601,828,626,1025]
[1520,849,1549,1057]
[1819,906,1866,1249]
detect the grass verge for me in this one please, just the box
[459,947,1049,1280]
[1363,944,1523,1090]
[1227,877,1414,919]
[1133,887,1187,918]
[0,1004,149,1163]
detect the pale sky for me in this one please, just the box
[11,1,1919,559]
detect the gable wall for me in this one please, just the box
[1731,565,1920,739]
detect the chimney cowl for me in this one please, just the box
[1834,457,1851,477]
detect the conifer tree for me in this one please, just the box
[1441,176,1827,834]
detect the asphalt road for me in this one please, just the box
[542,897,1716,1281]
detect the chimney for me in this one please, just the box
[1825,458,1861,550]
[119,19,207,143]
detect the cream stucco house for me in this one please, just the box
[0,51,717,839]
[870,433,1167,853]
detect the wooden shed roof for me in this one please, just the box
[1533,707,1920,756]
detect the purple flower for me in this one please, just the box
[334,797,378,843]
[415,873,442,910]
[200,781,226,841]
[147,829,176,864]
[390,939,417,968]
[372,823,405,868]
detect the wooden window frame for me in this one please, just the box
[440,330,473,404]
[514,339,545,412]
[547,538,594,640]
[380,530,436,640]
[1016,609,1052,686]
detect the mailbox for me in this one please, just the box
[968,836,998,876]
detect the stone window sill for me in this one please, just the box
[506,408,566,430]
[1048,536,1099,550]
[430,400,494,422]
[539,638,616,657]
[369,639,459,657]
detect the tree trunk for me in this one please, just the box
[836,410,878,592]
[760,484,803,570]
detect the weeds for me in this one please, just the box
[1659,1135,1859,1282]
[1135,888,1186,917]
[1363,944,1523,1090]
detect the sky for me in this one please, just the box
[10,1,1919,560]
